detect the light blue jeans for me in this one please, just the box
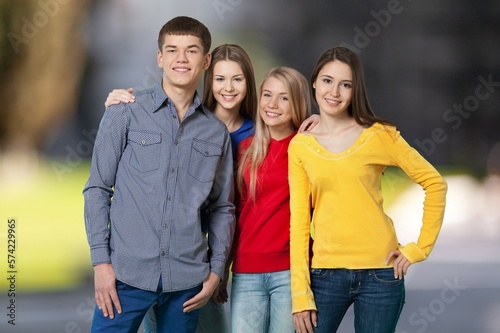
[143,297,229,333]
[231,270,294,333]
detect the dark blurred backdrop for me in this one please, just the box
[1,0,498,175]
[0,1,499,332]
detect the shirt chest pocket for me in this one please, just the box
[188,139,222,183]
[128,130,162,172]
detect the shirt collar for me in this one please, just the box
[151,82,209,117]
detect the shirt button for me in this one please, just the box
[316,149,320,153]
[347,150,351,153]
[174,140,179,145]
[171,168,175,173]
[167,196,171,201]
[163,224,168,229]
[172,115,177,119]
[307,141,311,145]
[161,251,166,257]
[141,140,146,145]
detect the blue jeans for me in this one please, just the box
[231,270,294,333]
[91,279,201,333]
[311,268,405,333]
[196,298,229,333]
[143,297,229,333]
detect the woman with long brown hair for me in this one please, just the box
[289,47,447,333]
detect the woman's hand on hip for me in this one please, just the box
[386,249,411,279]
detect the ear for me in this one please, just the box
[203,52,212,70]
[312,81,316,89]
[157,50,163,68]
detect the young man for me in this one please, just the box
[83,16,235,333]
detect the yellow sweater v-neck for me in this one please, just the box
[288,123,447,312]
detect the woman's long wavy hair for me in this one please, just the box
[237,67,311,201]
[202,44,257,122]
[311,46,395,128]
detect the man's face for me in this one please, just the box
[157,34,211,90]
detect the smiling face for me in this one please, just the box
[212,60,247,113]
[157,34,211,90]
[259,76,294,138]
[313,60,353,117]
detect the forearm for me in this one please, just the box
[207,137,236,278]
[399,174,447,263]
[288,147,316,312]
[394,136,448,262]
[83,105,128,265]
[84,181,113,265]
[208,195,235,277]
[290,203,316,312]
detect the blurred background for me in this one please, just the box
[0,0,499,332]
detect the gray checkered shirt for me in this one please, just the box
[83,83,235,292]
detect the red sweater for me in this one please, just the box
[232,132,295,273]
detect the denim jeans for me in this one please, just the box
[231,270,294,333]
[91,279,201,333]
[143,297,229,333]
[311,268,405,333]
[195,298,229,333]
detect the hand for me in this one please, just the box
[385,249,411,279]
[94,263,122,319]
[104,88,135,108]
[298,114,320,133]
[293,310,317,333]
[182,272,220,313]
[212,280,228,304]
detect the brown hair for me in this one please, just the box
[311,46,395,127]
[157,16,211,54]
[202,44,257,121]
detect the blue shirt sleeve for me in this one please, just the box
[83,104,129,266]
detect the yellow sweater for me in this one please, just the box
[288,123,447,313]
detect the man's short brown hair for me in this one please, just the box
[158,16,211,54]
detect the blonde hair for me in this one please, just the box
[237,67,311,201]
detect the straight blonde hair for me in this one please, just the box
[237,67,311,201]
